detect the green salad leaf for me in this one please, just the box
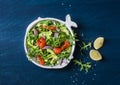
[73,59,91,73]
[80,42,92,51]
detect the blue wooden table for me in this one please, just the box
[0,0,120,85]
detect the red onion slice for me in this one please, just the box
[54,32,59,38]
[58,59,63,65]
[62,59,68,64]
[32,28,38,36]
[42,46,53,50]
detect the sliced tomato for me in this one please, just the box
[39,37,45,42]
[49,25,56,30]
[37,55,45,65]
[36,37,46,49]
[61,41,70,51]
[53,47,62,54]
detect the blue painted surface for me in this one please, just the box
[0,0,120,85]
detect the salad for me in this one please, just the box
[26,19,75,66]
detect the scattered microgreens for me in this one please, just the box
[80,42,92,51]
[73,59,91,73]
[79,42,92,56]
[73,33,92,73]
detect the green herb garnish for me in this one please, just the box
[73,59,91,73]
[79,42,92,55]
[80,42,92,51]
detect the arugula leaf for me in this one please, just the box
[38,31,52,39]
[73,59,91,73]
[80,42,92,51]
[46,31,72,47]
[46,37,63,47]
[27,47,43,58]
[79,42,92,56]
